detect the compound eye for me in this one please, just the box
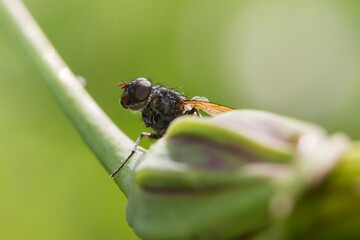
[134,80,152,102]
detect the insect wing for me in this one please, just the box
[183,100,234,116]
[190,96,210,102]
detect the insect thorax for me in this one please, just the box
[141,86,186,136]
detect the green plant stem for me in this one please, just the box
[0,0,139,196]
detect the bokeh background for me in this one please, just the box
[1,0,360,239]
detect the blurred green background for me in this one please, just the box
[1,0,360,239]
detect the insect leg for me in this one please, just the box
[184,107,201,117]
[110,132,160,179]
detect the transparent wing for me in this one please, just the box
[182,100,234,116]
[190,96,210,102]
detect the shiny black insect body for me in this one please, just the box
[110,78,233,178]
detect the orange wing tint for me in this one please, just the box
[183,100,234,116]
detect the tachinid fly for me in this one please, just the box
[110,78,234,178]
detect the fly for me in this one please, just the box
[110,78,234,178]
